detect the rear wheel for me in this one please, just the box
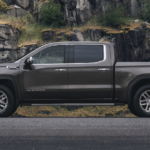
[0,85,17,117]
[133,85,150,117]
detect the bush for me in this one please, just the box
[40,0,65,27]
[99,5,127,27]
[0,0,8,13]
[138,0,150,22]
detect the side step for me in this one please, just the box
[21,103,125,106]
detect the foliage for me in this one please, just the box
[138,0,150,22]
[40,0,65,27]
[0,0,8,12]
[99,5,127,27]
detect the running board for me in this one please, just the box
[21,103,125,106]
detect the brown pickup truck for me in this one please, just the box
[0,41,150,117]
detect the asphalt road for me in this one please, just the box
[0,118,150,150]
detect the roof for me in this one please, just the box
[44,41,114,46]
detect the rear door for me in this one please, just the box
[68,44,113,102]
[20,44,69,101]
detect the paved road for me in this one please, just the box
[0,118,150,150]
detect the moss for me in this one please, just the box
[107,30,123,34]
[41,29,54,32]
[0,0,8,12]
[36,0,50,8]
[18,43,38,48]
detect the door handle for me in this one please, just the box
[59,69,66,71]
[55,69,66,72]
[98,68,109,71]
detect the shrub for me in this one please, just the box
[99,5,127,27]
[0,0,8,13]
[138,0,150,22]
[40,0,65,27]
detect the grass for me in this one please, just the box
[13,105,136,117]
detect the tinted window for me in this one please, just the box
[74,45,104,63]
[33,46,65,64]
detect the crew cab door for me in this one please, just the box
[20,44,69,101]
[68,44,113,102]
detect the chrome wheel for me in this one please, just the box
[139,90,150,113]
[0,91,8,113]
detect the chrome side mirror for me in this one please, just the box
[26,57,33,65]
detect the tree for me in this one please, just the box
[40,0,65,27]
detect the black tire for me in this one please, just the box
[0,85,17,117]
[133,85,150,117]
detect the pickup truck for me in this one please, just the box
[0,41,150,117]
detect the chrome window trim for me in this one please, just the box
[16,43,106,65]
[33,45,106,66]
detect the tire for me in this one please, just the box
[0,85,17,117]
[133,85,150,117]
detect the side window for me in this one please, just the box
[73,45,104,63]
[32,46,65,64]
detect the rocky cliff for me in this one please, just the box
[3,0,140,25]
[1,22,150,62]
[41,23,150,62]
[1,0,150,62]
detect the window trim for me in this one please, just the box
[69,45,106,64]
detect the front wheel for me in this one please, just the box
[0,85,17,117]
[133,85,150,117]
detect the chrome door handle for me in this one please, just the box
[55,69,66,72]
[98,68,109,71]
[59,69,66,71]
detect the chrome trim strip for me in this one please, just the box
[32,45,106,66]
[31,103,115,106]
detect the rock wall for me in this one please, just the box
[0,24,20,62]
[4,0,140,24]
[42,24,150,62]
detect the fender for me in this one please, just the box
[128,75,150,108]
[0,76,19,107]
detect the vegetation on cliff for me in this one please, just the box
[99,4,127,27]
[40,0,65,27]
[0,0,8,13]
[139,0,150,22]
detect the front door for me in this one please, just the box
[68,44,113,102]
[20,44,69,101]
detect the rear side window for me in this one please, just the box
[73,45,104,63]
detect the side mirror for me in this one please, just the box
[25,57,33,65]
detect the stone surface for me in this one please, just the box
[0,24,20,50]
[42,30,56,41]
[61,0,93,26]
[0,24,20,62]
[17,44,39,59]
[4,0,15,5]
[33,0,39,8]
[16,0,30,9]
[68,30,85,41]
[131,0,138,17]
[33,2,47,22]
[7,5,28,17]
[3,0,141,23]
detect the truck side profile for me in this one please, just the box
[0,42,150,117]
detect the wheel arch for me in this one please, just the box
[128,76,150,108]
[0,76,19,107]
